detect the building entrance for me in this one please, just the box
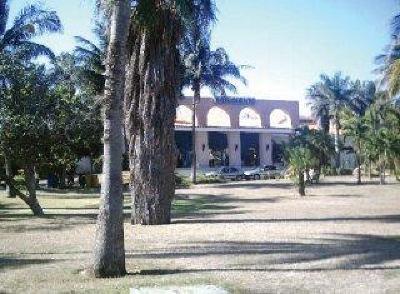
[175,131,192,168]
[208,131,228,167]
[240,133,260,166]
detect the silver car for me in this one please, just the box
[205,167,244,181]
[244,165,283,180]
[244,168,263,180]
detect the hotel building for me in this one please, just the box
[175,96,300,169]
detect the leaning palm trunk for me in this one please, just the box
[93,0,129,278]
[191,85,200,184]
[23,164,43,216]
[125,11,181,225]
[3,168,43,216]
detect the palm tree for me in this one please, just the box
[375,10,400,98]
[307,72,352,171]
[349,80,375,116]
[0,1,61,59]
[287,146,313,196]
[93,0,130,278]
[340,80,376,184]
[124,0,215,225]
[289,127,334,179]
[0,1,61,197]
[181,19,247,183]
[342,111,368,184]
[74,21,107,95]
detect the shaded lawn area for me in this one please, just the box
[1,176,400,293]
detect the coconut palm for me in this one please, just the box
[0,1,61,197]
[287,146,313,196]
[0,1,61,59]
[342,111,368,184]
[124,0,215,225]
[181,17,247,183]
[349,80,375,116]
[289,127,334,179]
[307,72,353,170]
[74,22,107,95]
[375,11,400,98]
[92,0,130,278]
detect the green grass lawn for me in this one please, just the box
[1,177,400,293]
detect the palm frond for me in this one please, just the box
[11,41,55,60]
[2,4,61,47]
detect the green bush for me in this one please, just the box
[175,173,191,189]
[196,174,226,184]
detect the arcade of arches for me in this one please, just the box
[175,97,299,168]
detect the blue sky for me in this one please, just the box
[9,0,399,115]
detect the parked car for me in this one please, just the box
[205,167,244,181]
[262,165,283,179]
[244,168,262,180]
[244,165,286,180]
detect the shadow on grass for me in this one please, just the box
[126,234,400,273]
[0,256,61,270]
[208,181,293,190]
[173,214,400,224]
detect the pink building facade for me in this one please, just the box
[175,97,299,168]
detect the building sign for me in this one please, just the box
[215,96,256,106]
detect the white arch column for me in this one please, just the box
[259,133,272,166]
[228,132,241,167]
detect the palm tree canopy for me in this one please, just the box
[307,72,353,132]
[180,0,247,97]
[348,80,376,116]
[0,1,62,60]
[74,36,105,95]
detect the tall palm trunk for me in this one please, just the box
[379,154,385,185]
[93,0,129,278]
[191,84,200,184]
[298,171,305,196]
[334,114,341,172]
[125,12,180,225]
[4,155,15,198]
[356,140,361,185]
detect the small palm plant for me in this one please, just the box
[287,146,314,196]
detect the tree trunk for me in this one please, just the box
[23,164,43,216]
[93,0,129,278]
[334,115,341,172]
[298,171,305,196]
[356,155,361,185]
[394,158,400,181]
[4,155,15,198]
[125,10,181,225]
[379,155,385,185]
[356,141,361,185]
[191,85,200,184]
[368,157,372,180]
